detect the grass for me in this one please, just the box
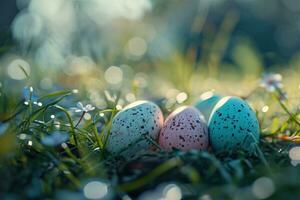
[0,69,300,200]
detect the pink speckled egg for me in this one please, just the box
[159,106,209,151]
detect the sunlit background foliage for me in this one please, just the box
[1,0,300,199]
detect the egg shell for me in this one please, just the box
[208,96,260,153]
[194,91,222,121]
[107,100,164,158]
[159,106,209,151]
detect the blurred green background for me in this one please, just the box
[0,0,300,102]
[1,0,300,117]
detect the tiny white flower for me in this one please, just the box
[85,104,95,112]
[76,102,85,111]
[260,73,287,101]
[116,105,122,110]
[71,102,95,113]
[260,73,283,92]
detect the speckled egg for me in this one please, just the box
[194,91,222,122]
[106,100,164,158]
[208,96,260,153]
[159,106,209,151]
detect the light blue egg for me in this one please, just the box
[106,100,163,158]
[194,91,222,121]
[208,96,260,153]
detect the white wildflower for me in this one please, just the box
[260,73,283,92]
[72,102,95,113]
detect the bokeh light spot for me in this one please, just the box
[104,66,123,84]
[125,93,136,102]
[83,181,108,200]
[252,177,275,199]
[262,105,269,113]
[162,184,182,200]
[84,113,92,121]
[126,37,147,58]
[289,146,300,166]
[7,59,30,80]
[176,92,188,104]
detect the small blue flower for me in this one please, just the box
[42,131,69,146]
[23,86,39,102]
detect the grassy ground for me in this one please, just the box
[0,62,300,200]
[1,1,300,199]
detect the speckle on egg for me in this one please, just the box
[159,106,209,151]
[106,100,164,158]
[208,96,260,153]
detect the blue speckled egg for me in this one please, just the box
[106,100,164,158]
[208,96,260,153]
[194,91,222,121]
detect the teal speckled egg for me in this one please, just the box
[194,91,222,121]
[106,100,164,158]
[208,96,260,153]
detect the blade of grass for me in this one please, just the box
[119,157,183,192]
[38,90,73,101]
[54,105,78,149]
